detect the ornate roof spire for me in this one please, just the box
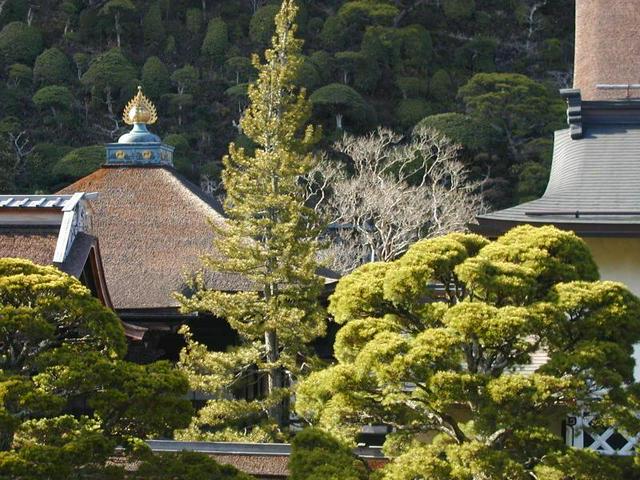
[104,87,174,167]
[123,86,158,125]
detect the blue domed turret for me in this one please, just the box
[104,87,174,167]
[117,123,161,144]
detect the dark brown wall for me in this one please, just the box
[574,0,640,100]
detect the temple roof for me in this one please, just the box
[0,193,113,312]
[58,166,253,311]
[476,97,640,237]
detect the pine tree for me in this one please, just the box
[177,0,325,440]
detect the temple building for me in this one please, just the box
[475,0,640,456]
[54,87,254,360]
[0,192,110,306]
[54,87,337,361]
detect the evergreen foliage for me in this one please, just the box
[249,4,279,46]
[52,145,105,182]
[0,259,193,477]
[177,0,325,441]
[394,98,431,129]
[33,48,72,85]
[0,0,575,206]
[100,0,136,48]
[142,56,170,100]
[310,83,370,131]
[143,2,166,49]
[0,21,43,65]
[7,63,32,87]
[32,85,74,116]
[131,451,253,480]
[81,48,137,110]
[459,72,563,162]
[202,17,229,66]
[289,428,369,480]
[296,225,640,479]
[443,0,476,20]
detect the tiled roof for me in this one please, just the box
[0,193,98,210]
[476,121,640,235]
[58,167,253,310]
[145,440,387,479]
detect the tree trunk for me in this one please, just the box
[0,428,13,452]
[264,329,287,427]
[115,11,121,48]
[336,113,343,130]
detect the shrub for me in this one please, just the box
[289,428,368,480]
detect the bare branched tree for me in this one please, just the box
[307,127,485,273]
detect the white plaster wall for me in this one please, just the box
[583,237,640,381]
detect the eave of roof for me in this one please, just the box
[476,118,640,237]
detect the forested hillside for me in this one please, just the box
[0,0,574,207]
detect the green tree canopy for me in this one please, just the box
[202,17,229,66]
[143,2,165,49]
[7,63,32,87]
[415,112,499,152]
[171,64,199,94]
[289,428,369,480]
[249,4,279,46]
[100,0,136,48]
[32,85,74,116]
[224,56,255,84]
[0,22,43,65]
[185,8,203,34]
[177,0,325,441]
[33,48,72,85]
[458,73,563,161]
[131,451,253,479]
[0,259,192,477]
[142,56,170,100]
[297,225,640,479]
[394,98,431,130]
[310,83,371,131]
[81,48,137,111]
[52,145,105,182]
[443,0,476,20]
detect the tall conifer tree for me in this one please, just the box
[177,0,325,439]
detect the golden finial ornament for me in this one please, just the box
[122,86,158,125]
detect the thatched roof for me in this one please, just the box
[0,228,59,265]
[59,166,252,310]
